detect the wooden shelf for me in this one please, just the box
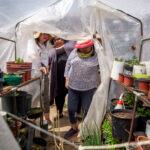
[114,80,150,107]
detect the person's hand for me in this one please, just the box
[65,78,69,89]
[40,67,48,75]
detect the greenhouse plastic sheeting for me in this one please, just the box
[0,114,20,150]
[0,0,150,142]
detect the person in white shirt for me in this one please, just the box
[34,32,54,125]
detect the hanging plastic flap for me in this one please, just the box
[0,114,20,150]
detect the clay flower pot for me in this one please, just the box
[148,84,150,100]
[7,61,32,82]
[138,80,149,93]
[118,73,124,83]
[123,74,134,87]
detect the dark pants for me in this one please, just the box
[55,54,67,114]
[68,88,96,124]
[55,94,66,114]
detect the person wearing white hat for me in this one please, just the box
[64,39,100,139]
[35,32,54,125]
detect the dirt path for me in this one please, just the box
[46,105,81,150]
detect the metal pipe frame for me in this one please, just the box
[0,36,16,60]
[140,38,150,61]
[116,9,144,62]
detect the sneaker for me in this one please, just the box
[54,114,64,121]
[64,128,79,139]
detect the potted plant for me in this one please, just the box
[133,74,150,93]
[111,109,135,142]
[123,92,135,109]
[111,58,124,80]
[7,58,32,82]
[124,56,140,75]
[123,74,134,87]
[118,73,124,83]
[148,84,150,99]
[136,106,150,132]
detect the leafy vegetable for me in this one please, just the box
[137,107,150,117]
[15,58,24,64]
[115,58,124,62]
[82,122,101,146]
[102,119,119,146]
[125,56,140,66]
[123,92,135,107]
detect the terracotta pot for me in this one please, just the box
[7,61,32,82]
[123,75,134,87]
[148,85,150,100]
[118,73,124,83]
[138,80,149,93]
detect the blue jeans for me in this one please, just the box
[68,88,96,124]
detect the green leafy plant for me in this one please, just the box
[123,92,135,107]
[15,57,24,64]
[115,58,124,62]
[102,119,118,146]
[82,122,101,146]
[125,56,140,66]
[137,107,150,118]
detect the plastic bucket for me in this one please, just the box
[111,61,124,80]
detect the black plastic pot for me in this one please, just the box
[136,116,149,132]
[111,109,135,142]
[1,91,29,116]
[33,137,47,149]
[110,98,118,111]
[124,64,133,75]
[27,107,43,119]
[17,91,28,116]
[26,93,32,111]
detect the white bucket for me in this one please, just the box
[111,61,124,80]
[146,120,150,137]
[141,61,150,75]
[133,65,146,75]
[146,64,150,75]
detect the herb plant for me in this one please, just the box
[123,92,135,107]
[137,107,150,118]
[102,119,118,146]
[82,122,101,146]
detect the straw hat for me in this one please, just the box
[33,32,41,39]
[75,39,94,49]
